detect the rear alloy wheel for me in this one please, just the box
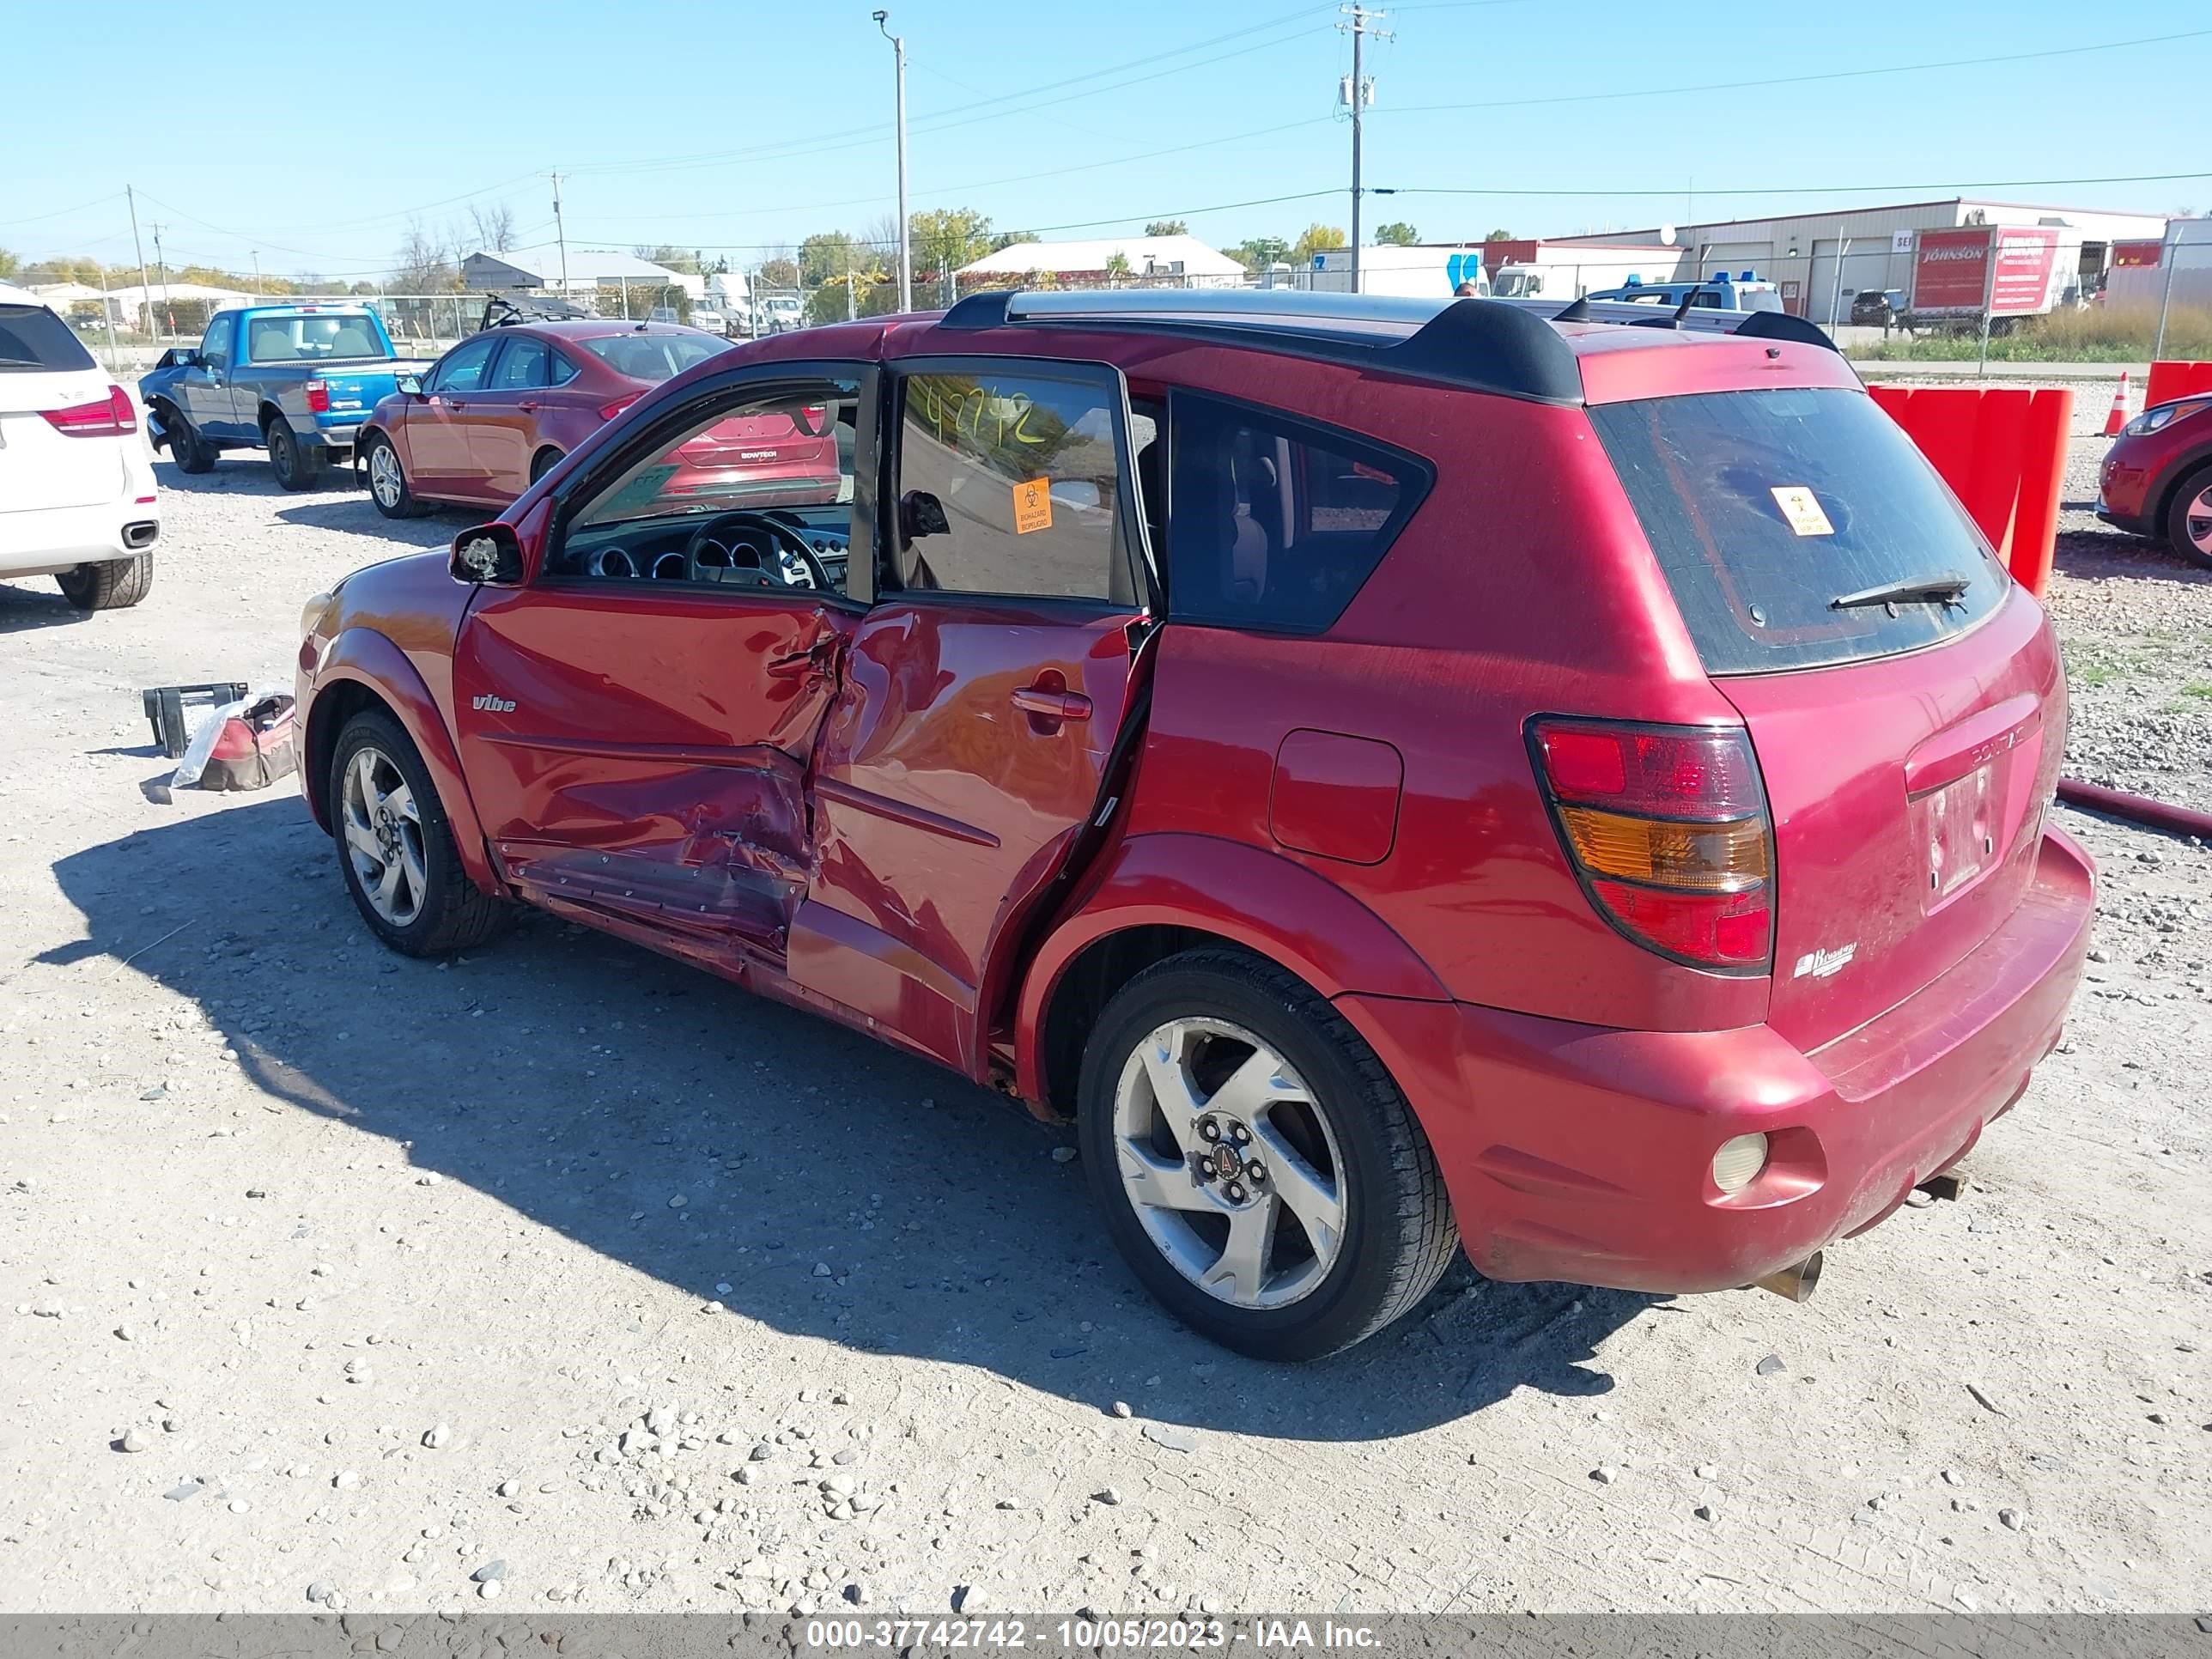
[330,710,511,957]
[2164,464,2212,571]
[529,447,564,485]
[268,417,324,491]
[56,553,155,611]
[1079,951,1457,1360]
[364,433,426,519]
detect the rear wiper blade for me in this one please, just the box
[1830,573,1972,611]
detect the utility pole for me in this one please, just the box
[1339,5,1385,293]
[874,11,911,313]
[150,223,169,343]
[550,173,570,296]
[126,185,153,342]
[252,250,263,296]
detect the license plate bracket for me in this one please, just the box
[1916,762,1996,908]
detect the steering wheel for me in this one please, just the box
[682,510,833,591]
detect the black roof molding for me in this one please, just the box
[1734,309,1844,356]
[1389,297,1583,404]
[939,289,1017,329]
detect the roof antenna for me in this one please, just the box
[1668,289,1698,325]
[1553,296,1590,323]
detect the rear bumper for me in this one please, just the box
[306,422,363,456]
[1342,826,2095,1294]
[0,500,161,579]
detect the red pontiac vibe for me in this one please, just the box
[295,289,2094,1360]
[2097,389,2212,568]
[358,319,841,520]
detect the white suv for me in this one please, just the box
[0,283,159,611]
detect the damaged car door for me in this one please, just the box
[788,359,1157,1074]
[452,368,872,954]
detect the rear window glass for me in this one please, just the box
[1589,387,2008,674]
[246,313,385,362]
[580,332,726,384]
[0,304,96,373]
[1166,392,1431,633]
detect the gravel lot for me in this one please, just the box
[3,403,2209,1619]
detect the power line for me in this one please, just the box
[0,191,127,229]
[1382,168,2212,199]
[1378,26,2212,118]
[564,13,1337,182]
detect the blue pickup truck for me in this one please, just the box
[140,303,430,490]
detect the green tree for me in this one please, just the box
[1485,228,1514,242]
[1374,221,1419,246]
[799,231,878,288]
[1224,235,1290,270]
[0,246,22,280]
[1291,223,1346,264]
[988,229,1040,253]
[1103,250,1132,286]
[909,207,994,301]
[1144,220,1188,238]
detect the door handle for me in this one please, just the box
[447,398,467,410]
[1012,684,1091,723]
[518,400,539,411]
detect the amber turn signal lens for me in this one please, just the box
[1558,805,1769,893]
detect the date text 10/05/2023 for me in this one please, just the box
[801,1617,1383,1650]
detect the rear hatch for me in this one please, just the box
[1589,386,2064,1051]
[0,304,124,514]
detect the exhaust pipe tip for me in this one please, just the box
[1753,1251,1823,1303]
[123,520,159,550]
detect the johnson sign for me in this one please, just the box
[1911,227,2062,315]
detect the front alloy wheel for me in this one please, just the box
[340,744,427,928]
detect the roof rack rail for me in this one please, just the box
[928,289,1584,404]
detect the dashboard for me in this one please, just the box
[551,507,851,594]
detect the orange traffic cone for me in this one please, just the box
[2103,370,2131,437]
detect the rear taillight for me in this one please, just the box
[304,380,331,413]
[1530,717,1773,971]
[800,403,826,427]
[600,393,642,422]
[41,385,137,438]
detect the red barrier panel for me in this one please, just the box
[1866,385,2072,597]
[2146,360,2212,410]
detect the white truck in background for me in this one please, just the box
[1490,243,1689,303]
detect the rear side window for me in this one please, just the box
[1589,387,2008,674]
[1166,392,1430,633]
[0,304,95,373]
[492,337,550,390]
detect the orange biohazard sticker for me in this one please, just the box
[1012,477,1053,535]
[1770,485,1834,537]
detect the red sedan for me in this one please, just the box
[358,319,842,518]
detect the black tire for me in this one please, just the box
[268,416,325,491]
[363,432,428,519]
[163,405,216,474]
[529,447,564,485]
[1077,950,1458,1361]
[56,552,155,612]
[2162,462,2212,571]
[329,708,512,957]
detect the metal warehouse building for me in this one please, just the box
[1552,199,2167,325]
